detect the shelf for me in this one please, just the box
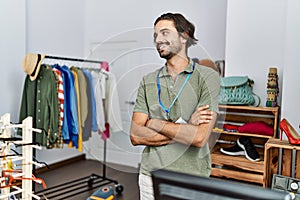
[211,146,264,173]
[211,168,263,185]
[219,105,279,113]
[265,138,300,151]
[213,128,273,139]
[211,143,264,185]
[211,105,279,187]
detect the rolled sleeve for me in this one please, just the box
[133,78,149,115]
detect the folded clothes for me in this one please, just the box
[238,121,273,136]
[223,128,238,132]
[223,123,240,132]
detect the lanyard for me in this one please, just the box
[156,63,194,120]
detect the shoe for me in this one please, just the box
[280,118,300,145]
[237,137,260,162]
[220,143,245,156]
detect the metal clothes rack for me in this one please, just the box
[34,55,123,199]
[45,55,104,64]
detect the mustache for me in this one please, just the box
[156,41,170,48]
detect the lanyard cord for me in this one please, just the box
[156,63,194,120]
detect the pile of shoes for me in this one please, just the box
[220,136,260,162]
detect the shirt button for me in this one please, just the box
[170,86,173,89]
[38,119,41,122]
[38,90,40,93]
[38,109,41,112]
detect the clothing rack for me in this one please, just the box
[34,55,123,199]
[45,55,103,64]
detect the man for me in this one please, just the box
[130,13,220,200]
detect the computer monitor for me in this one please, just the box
[151,169,291,200]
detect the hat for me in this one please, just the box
[22,53,45,81]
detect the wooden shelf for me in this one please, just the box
[213,128,273,139]
[265,138,300,151]
[211,168,264,185]
[211,105,279,186]
[219,105,279,113]
[212,149,264,173]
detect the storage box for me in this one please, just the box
[264,138,300,188]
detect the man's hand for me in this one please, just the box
[189,105,213,125]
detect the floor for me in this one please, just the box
[34,159,140,200]
[31,158,264,200]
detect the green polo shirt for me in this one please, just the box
[134,60,220,177]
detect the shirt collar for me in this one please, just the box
[159,59,195,77]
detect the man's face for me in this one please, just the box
[154,20,185,60]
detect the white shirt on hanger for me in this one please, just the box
[91,70,106,132]
[105,72,123,133]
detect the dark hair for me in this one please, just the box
[154,13,198,48]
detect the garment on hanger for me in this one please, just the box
[104,72,123,133]
[84,69,98,133]
[52,64,69,140]
[72,67,88,129]
[52,67,64,149]
[82,69,97,141]
[19,64,59,148]
[100,63,110,140]
[69,69,82,151]
[59,65,79,144]
[90,70,106,133]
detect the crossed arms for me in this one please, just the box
[130,105,217,148]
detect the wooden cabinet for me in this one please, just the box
[264,138,300,188]
[210,105,279,187]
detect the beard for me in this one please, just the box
[156,41,182,60]
[159,50,175,60]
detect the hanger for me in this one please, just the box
[82,67,109,78]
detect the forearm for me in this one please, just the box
[165,123,213,147]
[148,120,201,146]
[147,113,217,147]
[130,119,172,146]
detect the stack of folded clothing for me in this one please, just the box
[223,124,240,132]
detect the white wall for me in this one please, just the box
[85,0,227,61]
[26,0,85,57]
[226,0,300,137]
[225,0,287,106]
[25,0,86,164]
[0,1,26,122]
[281,0,300,132]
